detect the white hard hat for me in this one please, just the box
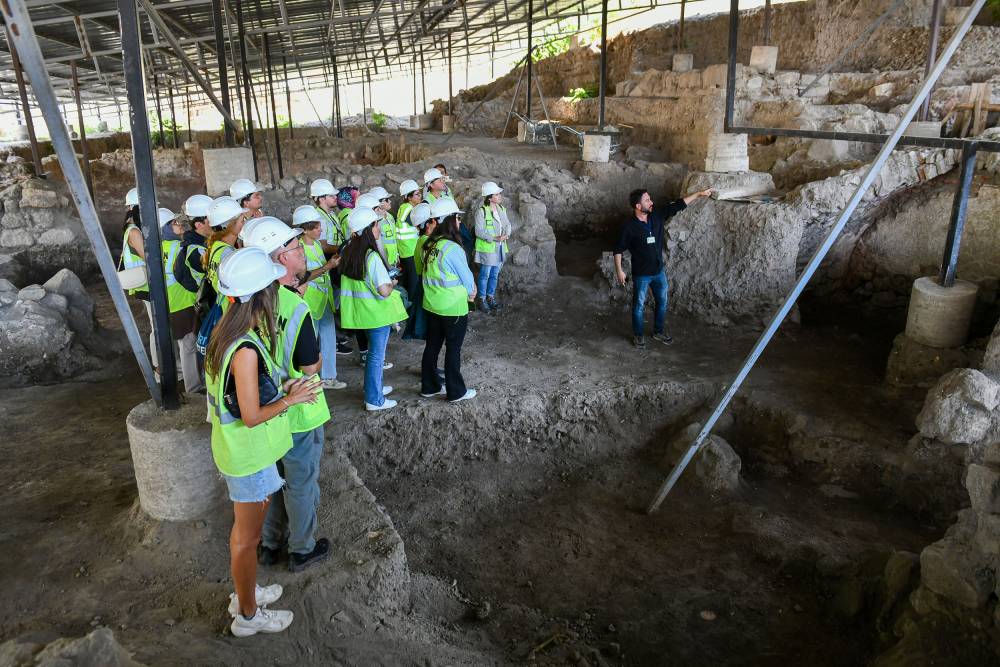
[309,178,337,198]
[292,205,323,227]
[423,168,444,185]
[368,186,390,200]
[158,207,179,227]
[347,207,380,235]
[241,216,302,254]
[230,178,262,201]
[238,217,265,244]
[355,193,380,210]
[481,181,503,197]
[184,194,214,218]
[207,196,247,228]
[125,187,139,207]
[410,202,432,228]
[399,179,420,197]
[217,247,286,302]
[429,197,461,219]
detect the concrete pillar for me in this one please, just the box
[416,114,434,130]
[408,114,418,129]
[97,121,109,132]
[126,399,225,521]
[442,114,456,133]
[904,277,979,348]
[517,120,528,142]
[12,125,30,141]
[672,53,694,73]
[749,46,778,74]
[704,133,749,173]
[202,146,254,196]
[582,133,611,163]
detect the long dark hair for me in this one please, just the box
[340,225,384,281]
[123,205,140,234]
[421,214,462,268]
[205,282,278,378]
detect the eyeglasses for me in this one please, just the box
[280,241,304,256]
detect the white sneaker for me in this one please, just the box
[366,398,398,411]
[449,388,477,403]
[227,584,283,617]
[382,360,394,370]
[420,387,447,398]
[322,379,347,390]
[382,385,393,396]
[230,606,294,637]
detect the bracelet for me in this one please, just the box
[281,398,290,409]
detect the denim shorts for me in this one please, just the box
[222,463,284,503]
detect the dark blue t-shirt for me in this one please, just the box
[614,199,687,277]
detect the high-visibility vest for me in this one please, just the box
[414,236,428,275]
[395,203,420,259]
[162,239,198,313]
[316,205,346,248]
[422,239,469,317]
[206,329,292,477]
[206,241,233,312]
[339,250,408,330]
[474,205,509,256]
[274,287,330,434]
[122,224,148,295]
[337,208,351,242]
[380,213,399,264]
[424,188,452,204]
[301,240,334,320]
[184,244,206,287]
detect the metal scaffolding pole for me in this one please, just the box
[150,57,165,148]
[70,60,94,198]
[333,53,343,138]
[282,55,293,140]
[447,32,453,115]
[211,0,236,145]
[167,79,179,148]
[184,70,193,142]
[938,141,978,287]
[648,0,987,513]
[420,45,427,114]
[6,26,45,178]
[678,0,686,49]
[597,0,608,129]
[263,34,283,179]
[920,0,943,121]
[762,0,771,46]
[525,0,533,118]
[235,0,259,180]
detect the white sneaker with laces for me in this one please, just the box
[230,606,294,637]
[420,387,447,398]
[382,385,393,396]
[449,388,478,403]
[322,379,347,390]
[366,398,398,412]
[227,584,283,617]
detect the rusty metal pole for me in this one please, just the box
[920,0,943,121]
[6,26,45,178]
[70,60,94,198]
[167,79,179,148]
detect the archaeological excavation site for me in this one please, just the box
[1,0,1000,664]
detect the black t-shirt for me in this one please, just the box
[613,200,687,277]
[232,296,319,376]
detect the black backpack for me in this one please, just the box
[173,242,204,294]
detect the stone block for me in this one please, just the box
[202,147,254,197]
[20,187,59,209]
[966,464,1000,514]
[749,45,778,74]
[916,368,1000,445]
[704,133,749,173]
[442,114,456,133]
[905,277,978,348]
[905,121,942,139]
[983,319,1000,379]
[703,64,730,89]
[872,82,895,98]
[677,70,703,89]
[183,141,199,150]
[920,536,994,608]
[775,71,801,87]
[17,284,45,301]
[682,170,774,200]
[415,114,434,130]
[944,6,971,26]
[672,53,694,73]
[0,229,33,247]
[37,228,75,245]
[581,133,611,163]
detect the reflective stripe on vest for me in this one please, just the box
[423,240,469,317]
[316,206,346,247]
[162,240,197,313]
[207,241,233,311]
[122,224,148,294]
[206,330,292,477]
[475,205,509,256]
[185,244,206,285]
[274,287,330,433]
[394,203,419,257]
[339,251,408,330]
[302,240,332,320]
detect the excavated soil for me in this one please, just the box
[0,276,953,665]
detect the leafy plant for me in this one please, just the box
[371,111,388,131]
[276,114,292,129]
[568,86,598,103]
[149,114,183,147]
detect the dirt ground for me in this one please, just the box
[0,272,958,666]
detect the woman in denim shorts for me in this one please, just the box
[205,247,322,637]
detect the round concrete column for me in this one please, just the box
[441,115,455,133]
[126,399,224,521]
[904,276,978,348]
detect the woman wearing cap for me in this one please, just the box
[473,182,511,314]
[158,207,203,393]
[419,198,477,403]
[231,179,264,218]
[203,196,250,309]
[206,246,321,637]
[395,180,422,295]
[339,207,408,411]
[292,205,345,390]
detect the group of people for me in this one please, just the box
[119,163,514,637]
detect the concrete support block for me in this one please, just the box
[12,125,29,141]
[749,45,778,74]
[904,277,978,348]
[202,147,254,197]
[517,120,528,142]
[126,399,224,521]
[672,53,694,73]
[97,121,109,133]
[441,114,456,133]
[581,133,611,163]
[704,133,749,173]
[905,121,942,138]
[408,114,418,129]
[416,114,434,130]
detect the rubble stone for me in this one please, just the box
[920,534,994,608]
[915,369,1000,445]
[749,46,778,74]
[966,464,1000,514]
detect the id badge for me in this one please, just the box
[646,236,656,244]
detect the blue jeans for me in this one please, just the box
[477,264,501,298]
[317,309,338,381]
[364,325,391,406]
[261,426,323,555]
[632,271,668,337]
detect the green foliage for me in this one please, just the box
[276,114,292,129]
[568,86,598,103]
[149,113,183,147]
[989,0,1000,20]
[371,111,388,131]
